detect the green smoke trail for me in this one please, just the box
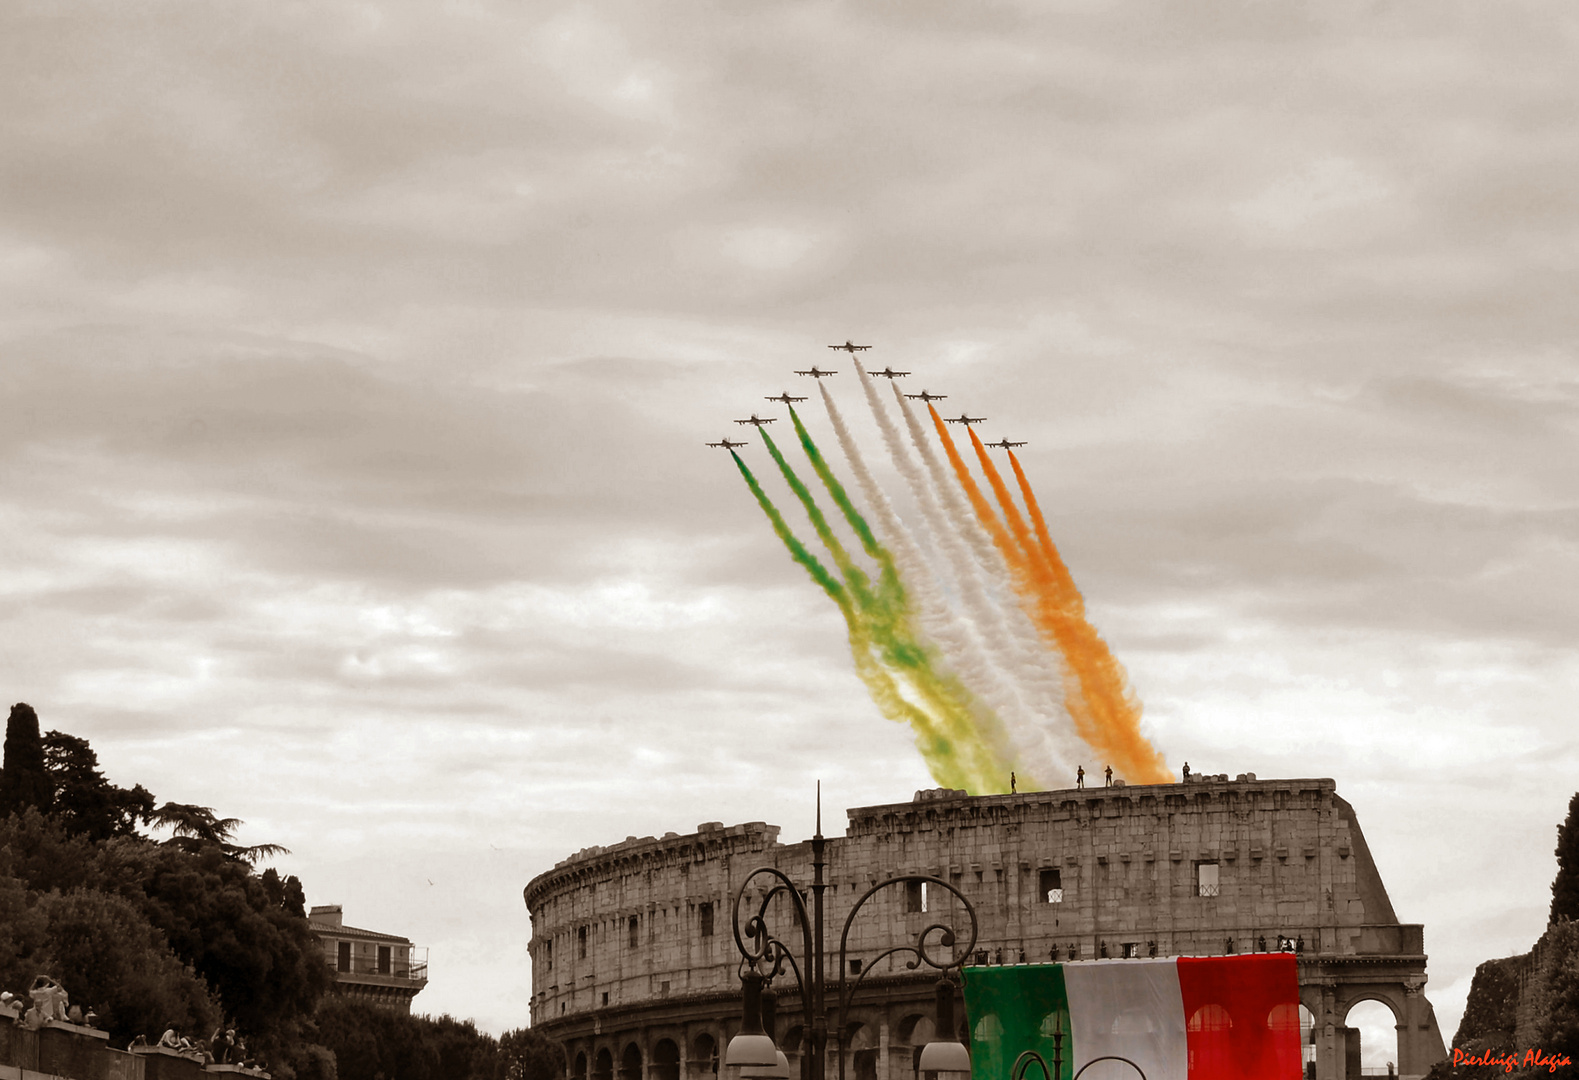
[772,413,1015,795]
[759,427,876,608]
[732,451,971,788]
[730,451,848,609]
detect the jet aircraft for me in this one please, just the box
[827,341,872,353]
[794,366,838,378]
[985,438,1026,450]
[870,366,910,379]
[706,438,749,449]
[734,414,776,427]
[943,414,987,425]
[903,389,947,402]
[764,392,808,404]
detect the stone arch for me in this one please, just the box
[842,1022,878,1080]
[594,1048,614,1080]
[573,1051,589,1080]
[895,1014,932,1046]
[1342,997,1401,1077]
[781,1025,805,1077]
[1297,1004,1317,1079]
[688,1034,717,1080]
[651,1039,680,1080]
[620,1042,643,1080]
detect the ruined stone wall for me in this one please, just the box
[525,777,1414,1025]
[524,777,1446,1079]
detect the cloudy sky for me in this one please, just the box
[3,0,1576,1044]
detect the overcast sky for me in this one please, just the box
[3,0,1576,1043]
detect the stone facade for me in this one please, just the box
[307,904,428,1014]
[523,777,1447,1080]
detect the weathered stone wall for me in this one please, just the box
[523,777,1446,1080]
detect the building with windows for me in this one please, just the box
[308,904,429,1014]
[523,776,1447,1080]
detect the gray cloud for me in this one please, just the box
[1,0,1574,1039]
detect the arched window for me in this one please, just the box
[651,1040,679,1080]
[574,1052,588,1080]
[689,1034,717,1080]
[594,1048,614,1080]
[1343,999,1400,1077]
[620,1043,642,1080]
[1187,1003,1233,1076]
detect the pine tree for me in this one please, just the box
[1553,791,1579,924]
[0,702,53,817]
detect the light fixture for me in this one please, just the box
[724,972,780,1069]
[740,1051,791,1080]
[916,978,971,1075]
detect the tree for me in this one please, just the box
[261,867,308,918]
[36,887,222,1046]
[100,839,332,1046]
[42,730,155,842]
[1,702,52,816]
[150,801,290,864]
[1552,791,1579,924]
[501,1027,565,1080]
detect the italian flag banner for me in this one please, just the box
[962,955,1302,1080]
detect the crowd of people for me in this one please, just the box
[129,1022,266,1070]
[0,975,97,1031]
[2,974,265,1072]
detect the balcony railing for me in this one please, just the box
[329,947,428,982]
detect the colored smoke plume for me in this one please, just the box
[930,407,1170,784]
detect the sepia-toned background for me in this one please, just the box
[2,0,1575,1041]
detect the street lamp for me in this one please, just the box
[725,791,978,1080]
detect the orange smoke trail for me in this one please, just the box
[929,407,1171,783]
[1006,449,1081,616]
[965,427,1044,575]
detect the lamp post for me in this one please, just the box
[723,792,979,1080]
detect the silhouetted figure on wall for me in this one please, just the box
[1010,772,1016,794]
[1182,762,1190,781]
[1076,766,1084,789]
[1104,765,1113,787]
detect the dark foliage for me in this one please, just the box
[500,1026,566,1080]
[312,998,558,1080]
[1534,922,1579,1068]
[262,866,309,918]
[0,741,328,1056]
[42,730,155,841]
[1,703,52,816]
[35,887,221,1045]
[1552,792,1579,925]
[94,838,331,1046]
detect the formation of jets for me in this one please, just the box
[714,344,1024,459]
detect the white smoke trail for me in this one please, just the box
[851,361,1082,780]
[818,384,1027,775]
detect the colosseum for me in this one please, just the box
[523,776,1447,1080]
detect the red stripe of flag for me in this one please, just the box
[1178,954,1303,1079]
